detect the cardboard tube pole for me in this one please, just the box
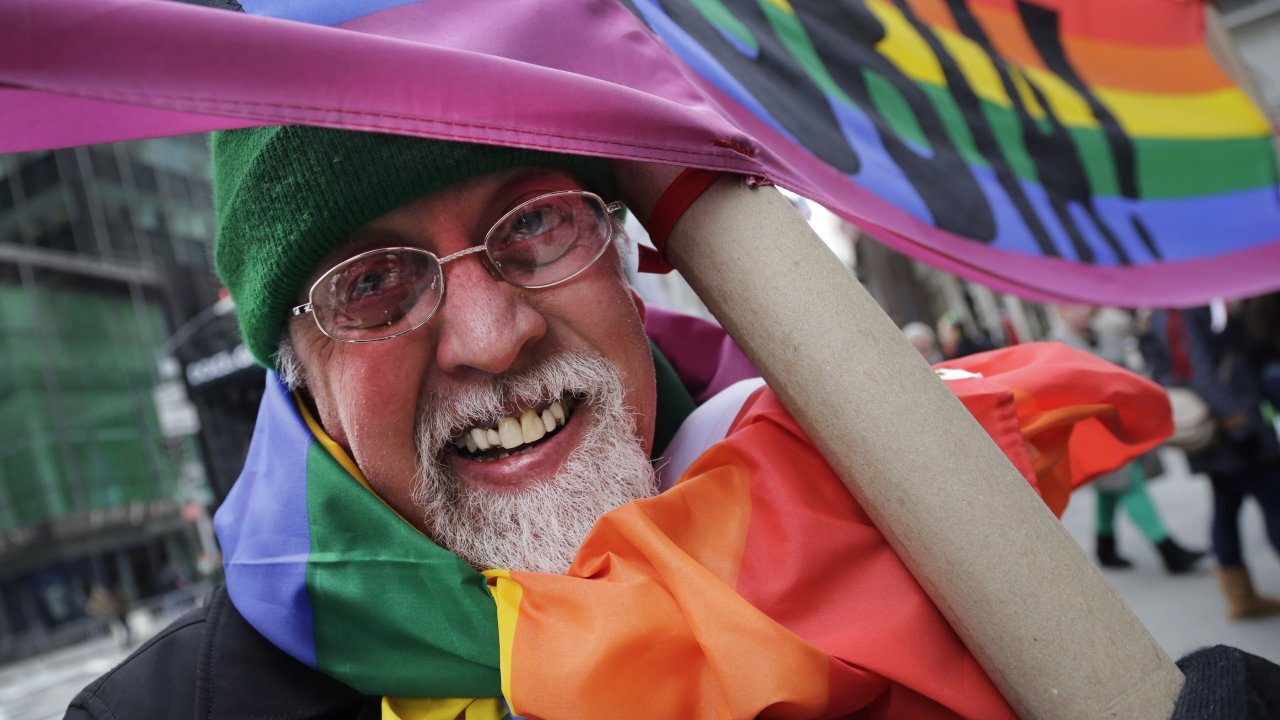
[617,165,1183,719]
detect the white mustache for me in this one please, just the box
[415,354,617,462]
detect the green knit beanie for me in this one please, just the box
[212,126,617,368]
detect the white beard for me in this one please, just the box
[411,354,657,574]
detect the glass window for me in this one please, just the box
[18,154,60,199]
[134,164,158,193]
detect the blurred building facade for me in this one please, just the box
[0,136,229,660]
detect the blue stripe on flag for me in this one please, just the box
[214,373,320,668]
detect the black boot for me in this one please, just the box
[1096,534,1132,569]
[1157,537,1205,575]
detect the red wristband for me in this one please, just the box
[638,168,724,274]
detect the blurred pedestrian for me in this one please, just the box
[902,321,942,364]
[1052,305,1204,574]
[1145,304,1280,619]
[86,584,131,647]
[1240,292,1280,420]
[936,312,994,360]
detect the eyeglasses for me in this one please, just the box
[290,191,623,343]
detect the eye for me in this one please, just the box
[509,204,566,241]
[483,193,615,287]
[340,255,405,302]
[324,251,433,330]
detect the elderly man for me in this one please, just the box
[256,131,662,576]
[65,126,1201,720]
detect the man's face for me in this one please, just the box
[288,168,658,572]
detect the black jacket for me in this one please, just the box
[1145,307,1280,478]
[65,585,379,720]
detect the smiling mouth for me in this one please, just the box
[450,395,577,463]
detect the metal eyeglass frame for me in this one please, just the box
[289,190,624,343]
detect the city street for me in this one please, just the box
[1060,448,1280,663]
[2,449,1278,719]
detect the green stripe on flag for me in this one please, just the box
[857,84,1276,199]
[1131,136,1279,199]
[304,442,501,697]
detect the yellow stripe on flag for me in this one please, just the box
[864,0,1269,139]
[1008,68,1045,118]
[866,0,947,87]
[1093,86,1272,139]
[382,696,506,720]
[483,569,523,711]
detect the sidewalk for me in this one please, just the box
[0,583,209,720]
[1061,449,1280,663]
[0,634,137,720]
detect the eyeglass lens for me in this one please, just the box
[487,192,611,288]
[309,192,612,342]
[312,249,443,341]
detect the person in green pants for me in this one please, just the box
[1094,458,1205,573]
[1052,305,1205,574]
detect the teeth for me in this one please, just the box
[497,417,523,449]
[520,408,546,443]
[455,398,573,457]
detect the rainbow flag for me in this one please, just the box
[213,375,502,699]
[1,0,1276,305]
[215,342,1170,718]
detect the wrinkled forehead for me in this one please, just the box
[305,167,599,286]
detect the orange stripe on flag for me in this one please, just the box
[905,0,1229,94]
[1064,39,1231,94]
[503,453,832,719]
[967,0,1204,47]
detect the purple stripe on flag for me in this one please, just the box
[214,374,318,668]
[0,0,749,165]
[0,89,260,153]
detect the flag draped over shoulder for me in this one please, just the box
[216,343,1169,720]
[489,343,1170,718]
[1,0,1277,306]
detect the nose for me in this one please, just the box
[432,252,547,376]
